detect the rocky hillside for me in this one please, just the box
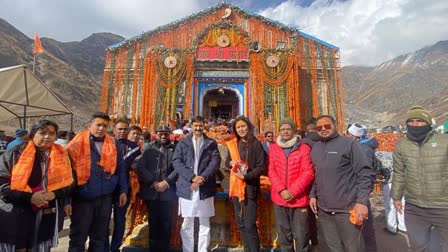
[0,18,124,131]
[343,40,448,127]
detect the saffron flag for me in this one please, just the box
[33,33,44,55]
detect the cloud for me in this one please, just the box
[0,0,202,41]
[1,0,446,66]
[258,0,448,66]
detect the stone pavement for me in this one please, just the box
[53,195,416,252]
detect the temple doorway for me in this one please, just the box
[202,87,239,120]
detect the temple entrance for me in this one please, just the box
[202,87,240,120]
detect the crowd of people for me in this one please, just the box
[0,104,446,252]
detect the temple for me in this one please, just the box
[100,3,345,132]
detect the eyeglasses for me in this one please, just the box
[157,132,170,136]
[316,124,332,132]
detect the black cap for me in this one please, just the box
[156,125,171,133]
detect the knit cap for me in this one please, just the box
[278,118,296,131]
[406,105,432,125]
[15,128,28,137]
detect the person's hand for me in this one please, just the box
[394,200,403,214]
[64,204,72,216]
[191,182,200,191]
[31,190,49,207]
[192,176,205,185]
[43,192,56,201]
[118,193,127,207]
[229,160,238,167]
[309,197,318,214]
[280,189,293,202]
[154,180,169,192]
[353,203,369,223]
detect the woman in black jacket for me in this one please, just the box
[226,116,266,252]
[0,120,75,251]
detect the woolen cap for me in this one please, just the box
[15,128,28,137]
[348,123,367,137]
[279,118,296,131]
[406,105,432,125]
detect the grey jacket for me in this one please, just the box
[391,131,448,208]
[310,134,375,212]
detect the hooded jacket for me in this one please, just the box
[310,134,375,212]
[359,137,379,171]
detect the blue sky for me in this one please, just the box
[0,0,447,66]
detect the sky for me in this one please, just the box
[1,0,447,66]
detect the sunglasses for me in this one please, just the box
[157,132,170,136]
[316,124,332,132]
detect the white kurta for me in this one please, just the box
[179,136,215,218]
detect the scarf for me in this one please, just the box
[11,141,73,192]
[276,136,297,148]
[406,125,432,144]
[226,138,246,202]
[66,130,117,186]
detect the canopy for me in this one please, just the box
[0,65,73,128]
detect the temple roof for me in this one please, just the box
[108,3,338,50]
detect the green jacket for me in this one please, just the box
[391,130,448,208]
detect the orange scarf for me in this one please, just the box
[11,141,74,192]
[66,130,117,186]
[226,138,246,202]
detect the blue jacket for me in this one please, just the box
[115,138,141,192]
[172,134,220,200]
[75,136,128,200]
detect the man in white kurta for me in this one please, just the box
[172,116,221,252]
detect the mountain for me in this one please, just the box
[0,18,124,130]
[343,40,448,127]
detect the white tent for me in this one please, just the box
[0,65,73,128]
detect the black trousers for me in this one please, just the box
[362,201,377,252]
[145,199,175,252]
[405,203,448,252]
[273,204,309,252]
[232,196,260,252]
[317,209,365,252]
[68,194,113,252]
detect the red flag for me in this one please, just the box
[33,33,44,55]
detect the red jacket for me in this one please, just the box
[268,140,314,208]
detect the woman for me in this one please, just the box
[0,119,75,251]
[226,116,265,252]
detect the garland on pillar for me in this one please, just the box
[131,41,141,124]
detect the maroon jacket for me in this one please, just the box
[268,139,314,208]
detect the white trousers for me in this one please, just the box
[181,217,211,252]
[384,182,407,232]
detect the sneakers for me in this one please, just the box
[383,227,397,235]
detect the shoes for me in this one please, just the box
[398,229,407,234]
[383,227,397,235]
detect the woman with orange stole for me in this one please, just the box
[226,116,266,252]
[0,119,75,251]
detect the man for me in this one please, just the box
[172,116,220,252]
[66,112,128,251]
[262,131,274,153]
[128,125,142,144]
[6,128,29,150]
[137,125,177,252]
[55,130,69,147]
[347,123,378,252]
[392,105,448,251]
[105,120,141,252]
[302,118,320,148]
[268,118,314,251]
[309,115,375,252]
